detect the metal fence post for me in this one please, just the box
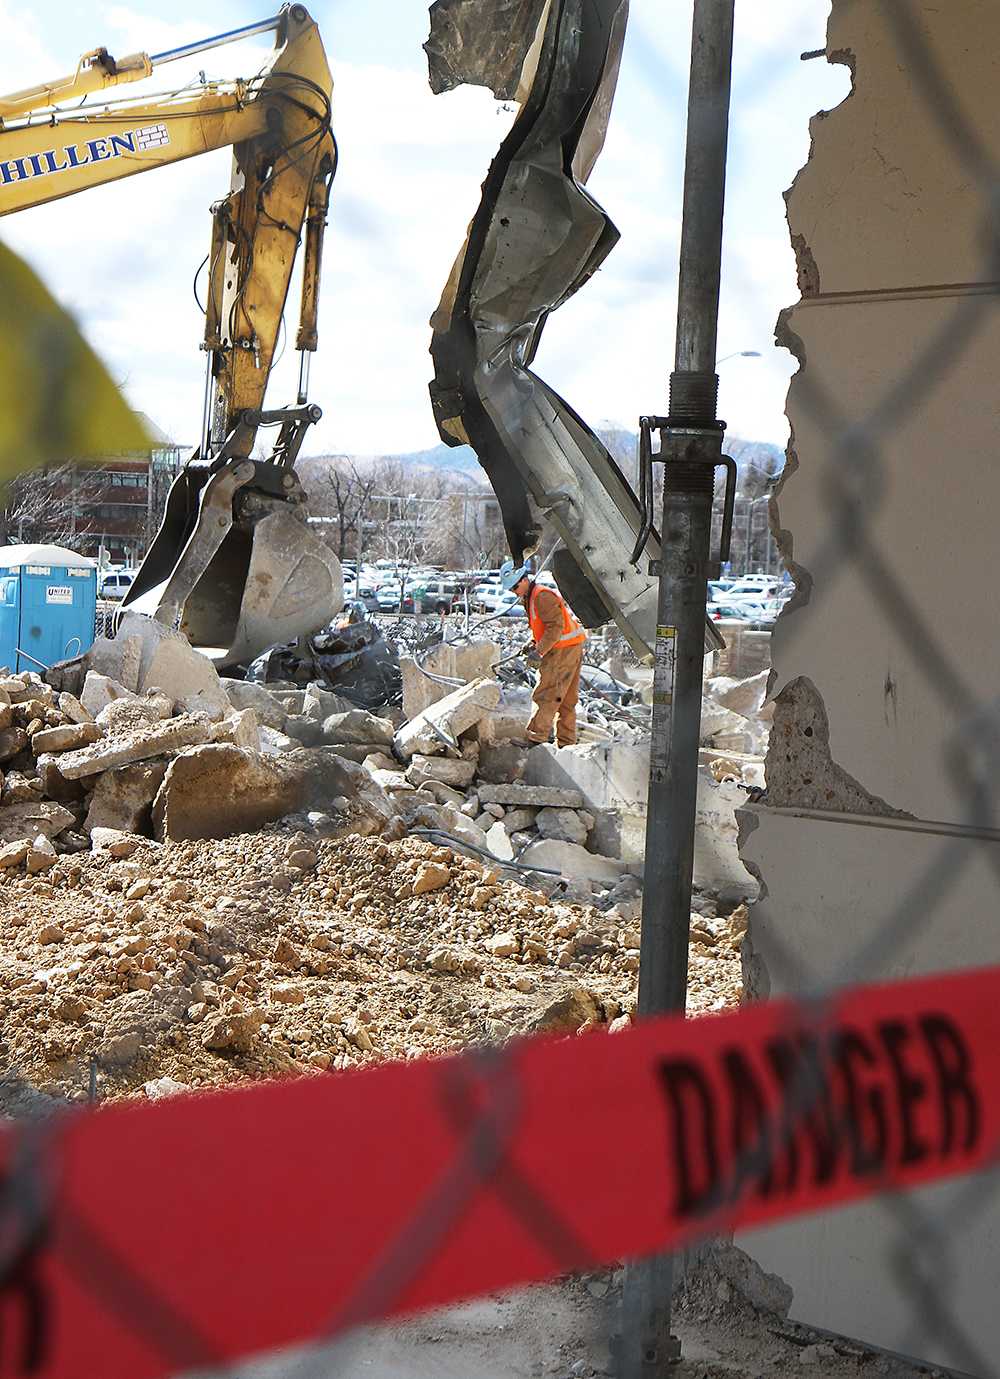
[618,1,736,1373]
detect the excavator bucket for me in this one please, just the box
[122,455,343,669]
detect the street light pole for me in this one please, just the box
[619,1,736,1374]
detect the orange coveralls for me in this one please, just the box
[523,583,587,748]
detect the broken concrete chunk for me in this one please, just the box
[89,827,143,858]
[153,744,400,843]
[485,820,514,862]
[476,739,529,785]
[707,670,773,721]
[0,727,29,763]
[434,805,489,851]
[302,683,356,722]
[35,758,85,804]
[118,635,142,693]
[115,611,231,719]
[412,861,451,895]
[501,806,538,835]
[405,754,477,789]
[84,761,168,836]
[259,725,300,755]
[281,714,324,747]
[394,677,501,760]
[399,638,498,720]
[475,688,533,744]
[422,780,466,808]
[2,772,41,805]
[57,692,93,725]
[31,722,103,755]
[526,986,601,1035]
[97,690,174,734]
[0,838,30,869]
[518,837,624,884]
[363,751,400,775]
[210,709,261,753]
[476,782,584,808]
[321,708,395,747]
[0,801,75,845]
[219,679,288,731]
[1,675,50,705]
[54,713,213,779]
[535,806,590,846]
[80,672,133,718]
[26,836,56,874]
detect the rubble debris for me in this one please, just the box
[518,838,625,885]
[84,762,167,836]
[247,608,400,709]
[477,783,585,808]
[322,708,395,748]
[49,713,213,780]
[152,744,399,843]
[394,677,501,759]
[476,740,529,785]
[0,828,744,1104]
[400,638,498,720]
[535,807,592,846]
[0,802,75,845]
[406,754,477,789]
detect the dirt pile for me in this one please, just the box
[0,827,745,1108]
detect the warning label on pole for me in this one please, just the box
[1,964,997,1378]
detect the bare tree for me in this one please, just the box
[300,455,383,562]
[0,464,105,548]
[442,491,506,570]
[364,460,451,605]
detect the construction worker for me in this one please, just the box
[500,559,587,748]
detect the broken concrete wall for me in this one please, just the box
[739,2,1000,1369]
[526,738,757,897]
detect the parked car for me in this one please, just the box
[98,570,135,601]
[375,583,405,612]
[406,578,459,613]
[473,582,526,617]
[708,599,776,628]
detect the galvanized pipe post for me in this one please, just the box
[618,1,735,1375]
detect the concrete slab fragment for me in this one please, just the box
[394,678,501,759]
[84,761,167,836]
[53,714,212,779]
[477,782,584,808]
[400,639,498,720]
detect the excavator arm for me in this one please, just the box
[0,6,342,666]
[427,0,723,661]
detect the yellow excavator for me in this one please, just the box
[0,5,342,667]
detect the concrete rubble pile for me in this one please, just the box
[0,615,772,911]
[0,615,757,1110]
[0,827,747,1108]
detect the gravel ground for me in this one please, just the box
[0,826,744,1109]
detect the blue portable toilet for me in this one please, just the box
[0,544,98,674]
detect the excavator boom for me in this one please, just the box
[0,6,343,667]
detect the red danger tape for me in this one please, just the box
[0,964,996,1377]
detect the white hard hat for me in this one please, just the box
[499,559,532,591]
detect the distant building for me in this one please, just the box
[2,412,184,567]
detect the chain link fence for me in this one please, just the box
[2,1,999,1376]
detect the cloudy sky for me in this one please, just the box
[0,1,846,456]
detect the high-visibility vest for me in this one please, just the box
[527,583,587,652]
